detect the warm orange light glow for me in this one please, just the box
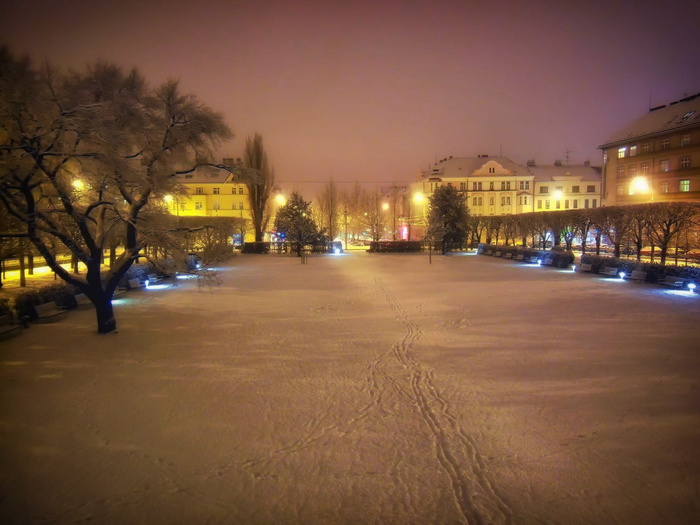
[630,176,651,195]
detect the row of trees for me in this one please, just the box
[468,202,700,265]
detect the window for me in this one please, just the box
[213,187,220,195]
[506,196,511,205]
[501,196,506,206]
[564,199,569,209]
[617,185,624,196]
[618,147,627,158]
[573,200,578,209]
[680,180,690,192]
[195,201,203,210]
[617,166,625,179]
[213,201,220,210]
[660,160,670,172]
[489,182,494,191]
[587,185,595,192]
[571,185,579,193]
[537,200,543,210]
[506,182,511,190]
[488,167,495,174]
[232,203,237,209]
[239,187,244,194]
[641,143,650,153]
[660,181,669,193]
[661,139,670,150]
[519,196,529,205]
[641,162,650,174]
[628,164,636,176]
[678,111,695,124]
[630,145,637,156]
[555,200,561,209]
[459,182,466,191]
[232,187,237,194]
[545,200,550,210]
[584,199,590,209]
[592,199,597,208]
[681,134,691,147]
[500,182,506,190]
[519,181,530,190]
[239,202,245,209]
[477,197,483,205]
[196,187,204,195]
[540,186,549,194]
[489,196,495,205]
[555,185,563,192]
[680,156,691,169]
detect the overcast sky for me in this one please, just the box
[2,0,700,195]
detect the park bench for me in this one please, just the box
[624,270,647,282]
[578,263,593,272]
[525,255,538,263]
[0,315,22,339]
[658,275,684,287]
[128,278,144,290]
[485,249,493,256]
[600,267,619,277]
[514,254,525,261]
[74,293,93,308]
[503,252,513,259]
[147,273,162,284]
[494,251,502,257]
[34,301,67,323]
[542,257,554,266]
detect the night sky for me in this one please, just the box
[2,0,699,195]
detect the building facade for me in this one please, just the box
[412,155,601,218]
[599,93,700,206]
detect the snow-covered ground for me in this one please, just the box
[1,252,699,524]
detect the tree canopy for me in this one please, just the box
[0,48,232,332]
[274,191,320,256]
[427,185,468,253]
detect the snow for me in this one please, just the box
[1,252,699,524]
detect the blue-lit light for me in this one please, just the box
[619,271,626,280]
[689,283,697,292]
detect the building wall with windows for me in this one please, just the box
[600,93,700,205]
[413,156,601,217]
[168,170,251,219]
[530,163,602,212]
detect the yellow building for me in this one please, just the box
[599,93,700,205]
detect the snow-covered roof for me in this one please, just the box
[600,94,700,147]
[420,156,527,179]
[173,167,236,184]
[529,164,602,183]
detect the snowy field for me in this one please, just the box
[1,252,699,524]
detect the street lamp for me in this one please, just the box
[630,176,653,201]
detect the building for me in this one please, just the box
[169,167,250,219]
[529,160,602,212]
[412,155,601,218]
[599,93,700,206]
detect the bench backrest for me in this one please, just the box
[128,278,142,288]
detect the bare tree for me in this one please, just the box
[0,49,232,333]
[646,202,699,265]
[243,133,274,242]
[316,179,340,241]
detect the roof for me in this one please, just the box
[173,166,236,184]
[529,164,602,183]
[600,94,700,147]
[419,156,527,179]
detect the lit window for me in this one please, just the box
[680,180,690,192]
[660,181,669,193]
[630,145,637,156]
[213,187,220,195]
[661,139,670,150]
[681,134,691,146]
[618,147,627,158]
[660,160,670,172]
[641,162,650,174]
[680,156,691,169]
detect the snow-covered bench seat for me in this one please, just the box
[600,267,618,277]
[34,301,67,322]
[658,275,684,287]
[624,270,647,282]
[128,278,144,290]
[578,263,593,272]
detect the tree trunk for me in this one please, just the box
[93,295,118,334]
[19,251,26,287]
